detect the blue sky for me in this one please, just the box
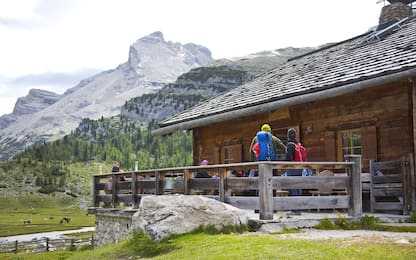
[0,0,384,116]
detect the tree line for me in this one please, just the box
[16,115,193,171]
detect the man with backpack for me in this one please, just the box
[285,128,307,197]
[249,124,286,161]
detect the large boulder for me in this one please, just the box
[131,195,248,240]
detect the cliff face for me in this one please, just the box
[0,89,61,129]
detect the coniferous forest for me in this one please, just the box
[17,116,193,170]
[3,116,193,195]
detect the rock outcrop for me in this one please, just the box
[132,195,249,240]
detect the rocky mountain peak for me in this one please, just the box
[127,31,212,82]
[141,31,165,43]
[12,89,61,116]
[0,32,213,160]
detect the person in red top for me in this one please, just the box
[285,128,303,197]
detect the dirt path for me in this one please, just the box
[279,229,416,244]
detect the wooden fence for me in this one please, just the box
[93,155,362,220]
[0,236,93,254]
[370,153,415,214]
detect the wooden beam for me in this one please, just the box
[93,176,100,207]
[131,172,139,209]
[258,163,273,220]
[273,196,349,211]
[346,155,362,217]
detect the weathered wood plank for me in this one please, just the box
[273,176,350,190]
[273,196,350,211]
[372,202,404,211]
[373,188,403,197]
[118,182,131,189]
[226,178,258,190]
[136,180,157,189]
[373,183,403,189]
[189,179,219,189]
[131,172,139,208]
[372,161,402,171]
[117,194,132,202]
[226,196,259,209]
[95,183,106,191]
[162,179,184,190]
[259,163,273,220]
[373,175,403,184]
[347,155,362,217]
[96,195,112,203]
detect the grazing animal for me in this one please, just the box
[22,219,32,224]
[59,217,71,224]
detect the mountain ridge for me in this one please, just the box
[0,36,317,161]
[0,32,212,160]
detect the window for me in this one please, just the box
[222,144,242,164]
[337,129,362,161]
[326,126,376,171]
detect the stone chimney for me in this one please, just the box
[379,1,413,24]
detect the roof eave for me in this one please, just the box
[152,67,416,136]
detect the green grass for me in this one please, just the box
[2,231,416,260]
[0,195,95,237]
[315,214,416,232]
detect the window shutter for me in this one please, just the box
[325,131,336,162]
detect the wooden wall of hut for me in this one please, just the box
[193,79,415,172]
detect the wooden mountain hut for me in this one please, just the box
[153,4,416,212]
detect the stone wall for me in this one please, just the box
[89,208,138,247]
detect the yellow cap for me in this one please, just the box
[261,124,271,132]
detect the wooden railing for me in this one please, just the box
[92,155,362,220]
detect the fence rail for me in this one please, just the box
[93,155,362,220]
[0,236,93,254]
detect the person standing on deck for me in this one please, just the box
[249,124,286,161]
[285,128,304,196]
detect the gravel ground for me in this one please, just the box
[279,229,416,244]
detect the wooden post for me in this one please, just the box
[184,170,190,195]
[155,171,162,195]
[402,155,409,214]
[369,159,375,213]
[409,153,416,212]
[219,168,226,202]
[46,237,49,252]
[131,172,139,209]
[346,155,362,217]
[93,175,100,207]
[14,240,17,254]
[91,234,94,248]
[111,174,117,207]
[258,162,273,220]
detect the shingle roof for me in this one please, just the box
[160,16,416,128]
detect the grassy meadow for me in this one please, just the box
[2,231,416,260]
[0,195,94,237]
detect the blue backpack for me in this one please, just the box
[256,131,276,161]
